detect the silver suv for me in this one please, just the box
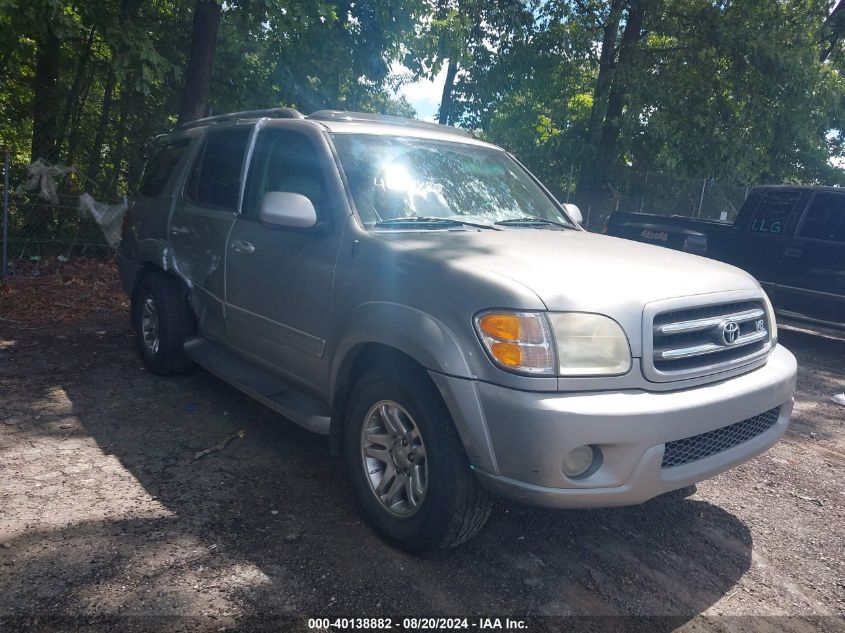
[119,108,797,551]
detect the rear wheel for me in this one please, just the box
[132,272,195,375]
[344,366,493,551]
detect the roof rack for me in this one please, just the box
[307,110,472,138]
[174,107,304,131]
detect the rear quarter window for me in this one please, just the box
[138,138,191,198]
[748,191,801,236]
[799,192,845,243]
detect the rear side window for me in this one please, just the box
[799,192,845,243]
[185,126,253,211]
[138,138,191,198]
[749,191,801,235]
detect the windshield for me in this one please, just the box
[331,134,573,229]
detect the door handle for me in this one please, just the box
[231,240,255,254]
[170,225,190,236]
[783,246,802,258]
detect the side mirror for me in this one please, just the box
[563,203,583,226]
[259,192,317,229]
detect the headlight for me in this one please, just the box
[474,311,555,374]
[548,313,632,376]
[761,290,778,343]
[474,311,631,376]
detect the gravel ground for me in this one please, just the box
[0,315,843,633]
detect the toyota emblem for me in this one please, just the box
[721,320,740,345]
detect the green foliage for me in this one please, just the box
[0,0,843,206]
[624,0,845,184]
[465,0,845,192]
[0,0,421,197]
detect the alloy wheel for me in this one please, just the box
[360,400,428,517]
[141,295,160,356]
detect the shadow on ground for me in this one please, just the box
[0,321,760,630]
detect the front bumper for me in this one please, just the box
[440,344,797,509]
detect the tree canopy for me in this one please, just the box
[1,0,843,202]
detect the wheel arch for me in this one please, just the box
[327,305,497,473]
[329,342,425,456]
[129,260,191,328]
[329,303,474,392]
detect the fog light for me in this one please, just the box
[562,445,595,478]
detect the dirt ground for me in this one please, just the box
[0,268,843,633]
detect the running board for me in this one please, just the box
[183,337,331,435]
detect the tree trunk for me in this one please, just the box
[578,0,626,191]
[65,66,96,169]
[94,0,143,191]
[437,57,459,125]
[595,0,649,177]
[179,0,223,123]
[85,69,116,188]
[585,0,626,150]
[31,22,62,163]
[108,92,130,197]
[821,0,845,62]
[57,28,96,158]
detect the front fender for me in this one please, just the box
[329,302,499,473]
[330,302,474,394]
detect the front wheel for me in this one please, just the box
[344,366,493,551]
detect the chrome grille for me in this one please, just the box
[648,299,772,380]
[662,407,781,468]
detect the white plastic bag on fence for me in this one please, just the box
[78,193,127,248]
[15,158,76,204]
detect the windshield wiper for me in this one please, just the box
[495,217,571,229]
[374,217,500,230]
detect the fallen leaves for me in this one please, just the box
[0,257,128,327]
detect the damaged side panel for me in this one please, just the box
[168,207,233,342]
[138,239,174,272]
[119,130,203,301]
[165,124,255,343]
[117,239,174,305]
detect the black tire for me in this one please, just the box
[132,271,195,376]
[344,364,493,552]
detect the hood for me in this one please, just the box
[376,228,762,356]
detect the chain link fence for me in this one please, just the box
[1,151,118,278]
[563,172,750,233]
[2,51,151,278]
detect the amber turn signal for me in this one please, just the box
[473,311,555,375]
[490,342,522,366]
[478,313,520,341]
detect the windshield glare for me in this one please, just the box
[331,134,572,228]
